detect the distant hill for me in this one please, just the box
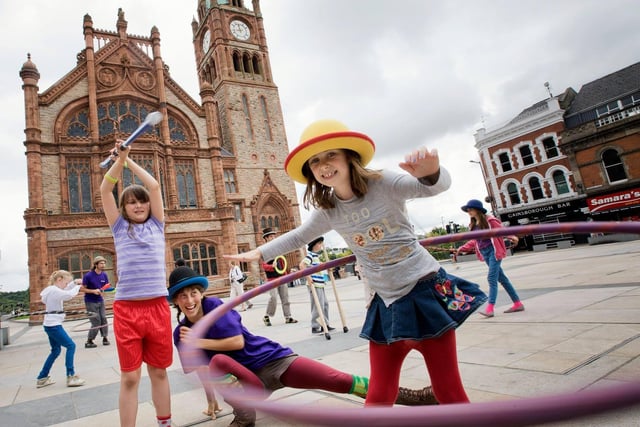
[0,290,29,315]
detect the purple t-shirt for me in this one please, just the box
[82,270,108,303]
[112,215,167,301]
[477,238,492,250]
[174,297,293,373]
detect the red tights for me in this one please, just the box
[209,354,354,398]
[365,329,469,406]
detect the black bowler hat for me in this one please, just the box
[262,227,277,239]
[307,236,324,252]
[167,266,209,301]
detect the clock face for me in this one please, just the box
[202,29,211,52]
[230,20,250,41]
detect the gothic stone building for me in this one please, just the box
[19,0,301,320]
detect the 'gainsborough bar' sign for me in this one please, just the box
[587,187,640,213]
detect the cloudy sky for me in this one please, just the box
[1,0,638,292]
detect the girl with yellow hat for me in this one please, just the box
[225,119,486,406]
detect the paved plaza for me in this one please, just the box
[1,240,639,426]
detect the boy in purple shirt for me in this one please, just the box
[169,266,437,427]
[81,255,110,348]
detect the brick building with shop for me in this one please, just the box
[473,88,588,251]
[473,61,640,250]
[561,62,640,228]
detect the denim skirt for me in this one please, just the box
[360,268,487,344]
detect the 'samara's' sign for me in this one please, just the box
[587,188,640,212]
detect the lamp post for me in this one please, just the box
[469,160,497,216]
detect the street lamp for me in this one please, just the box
[469,160,497,216]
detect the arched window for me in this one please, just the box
[175,160,197,208]
[602,148,627,183]
[260,97,272,141]
[507,183,520,204]
[233,52,242,72]
[67,110,90,137]
[173,243,218,277]
[252,55,261,75]
[552,170,570,194]
[242,94,253,139]
[67,158,92,213]
[260,215,280,230]
[168,117,187,142]
[243,53,252,74]
[529,177,545,200]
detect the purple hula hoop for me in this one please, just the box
[182,221,640,426]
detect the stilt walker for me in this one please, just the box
[308,282,331,340]
[302,237,332,340]
[322,246,349,333]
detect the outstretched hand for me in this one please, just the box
[398,147,440,178]
[223,248,262,263]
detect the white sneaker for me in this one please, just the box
[37,376,55,388]
[66,375,86,387]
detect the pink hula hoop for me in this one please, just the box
[182,221,640,426]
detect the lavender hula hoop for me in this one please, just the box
[182,221,640,426]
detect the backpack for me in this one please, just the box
[230,266,247,283]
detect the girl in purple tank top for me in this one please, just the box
[100,140,172,427]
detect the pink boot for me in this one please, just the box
[480,303,494,318]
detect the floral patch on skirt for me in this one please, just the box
[360,268,487,344]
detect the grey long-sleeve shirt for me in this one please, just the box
[261,168,451,306]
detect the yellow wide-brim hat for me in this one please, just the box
[285,119,376,184]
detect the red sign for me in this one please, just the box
[587,187,640,212]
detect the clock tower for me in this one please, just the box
[193,0,301,261]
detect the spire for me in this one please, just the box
[117,8,128,38]
[20,53,40,81]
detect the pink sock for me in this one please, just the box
[512,301,523,308]
[485,303,495,313]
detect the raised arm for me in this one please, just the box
[99,142,164,225]
[100,144,126,226]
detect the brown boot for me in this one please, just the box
[228,407,256,427]
[395,386,438,405]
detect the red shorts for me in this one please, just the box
[113,297,173,372]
